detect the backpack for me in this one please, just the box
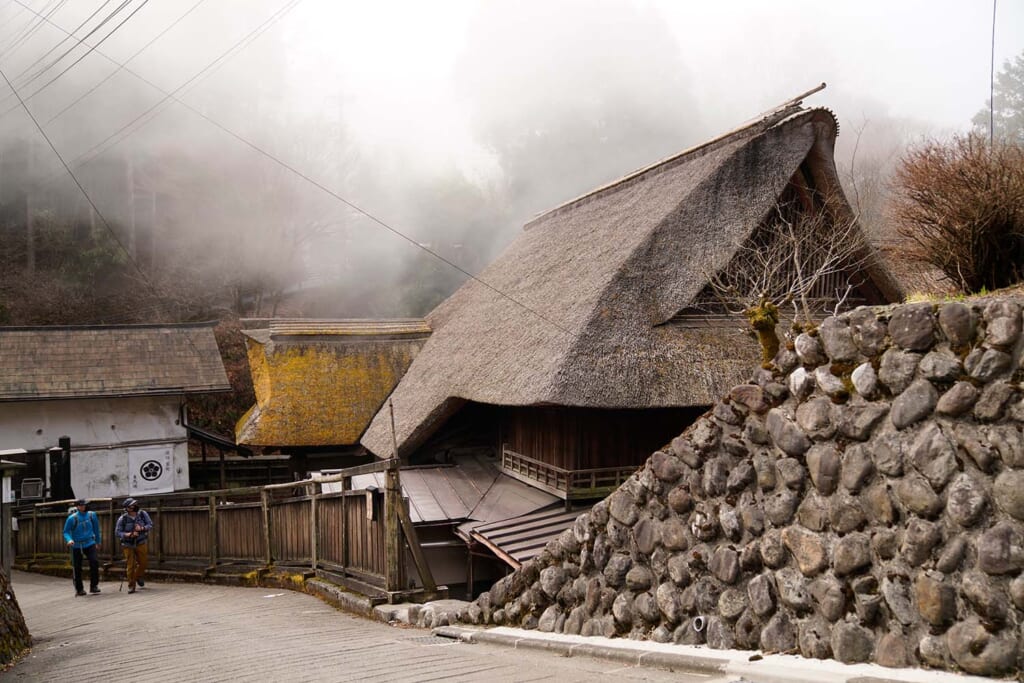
[67,510,99,535]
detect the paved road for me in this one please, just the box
[8,572,726,682]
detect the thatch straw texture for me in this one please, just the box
[362,108,892,458]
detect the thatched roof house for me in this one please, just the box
[362,105,898,477]
[236,319,430,448]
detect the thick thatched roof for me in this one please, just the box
[0,322,229,401]
[236,319,430,447]
[362,106,897,458]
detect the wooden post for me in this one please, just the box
[466,544,474,601]
[156,498,163,565]
[208,494,218,569]
[108,499,116,564]
[31,506,37,558]
[385,401,403,592]
[1,491,11,578]
[260,488,271,566]
[339,476,349,571]
[309,483,317,571]
[384,462,402,592]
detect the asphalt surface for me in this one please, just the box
[7,571,726,683]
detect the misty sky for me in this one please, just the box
[0,0,1022,313]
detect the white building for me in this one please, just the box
[0,322,230,500]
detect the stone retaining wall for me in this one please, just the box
[460,298,1024,676]
[0,571,31,666]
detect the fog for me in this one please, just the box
[0,0,1021,321]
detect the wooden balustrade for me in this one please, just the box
[501,447,638,500]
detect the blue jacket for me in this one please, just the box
[116,510,153,546]
[63,510,101,549]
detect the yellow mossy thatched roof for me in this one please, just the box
[235,319,429,447]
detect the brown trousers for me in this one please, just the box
[123,543,148,588]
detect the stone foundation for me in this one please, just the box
[460,297,1024,676]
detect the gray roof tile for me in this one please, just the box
[0,322,230,401]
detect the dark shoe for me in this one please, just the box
[75,590,87,597]
[128,587,136,594]
[89,587,101,594]
[137,579,145,588]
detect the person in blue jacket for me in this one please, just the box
[63,498,102,596]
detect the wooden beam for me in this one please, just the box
[396,496,436,592]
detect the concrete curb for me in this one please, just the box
[304,579,375,619]
[432,626,997,683]
[433,626,729,675]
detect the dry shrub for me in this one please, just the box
[891,134,1024,293]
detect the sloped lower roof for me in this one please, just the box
[350,454,558,524]
[462,506,588,569]
[236,319,430,447]
[362,106,897,458]
[0,322,229,401]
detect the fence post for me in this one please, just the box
[108,499,116,564]
[156,498,163,565]
[309,483,317,572]
[208,494,218,569]
[261,488,271,566]
[340,476,349,571]
[31,506,38,559]
[384,462,402,593]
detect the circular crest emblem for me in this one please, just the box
[139,460,163,481]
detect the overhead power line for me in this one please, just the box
[47,0,209,124]
[25,0,304,179]
[8,0,570,336]
[0,0,303,330]
[18,0,149,99]
[0,62,157,311]
[11,0,119,87]
[0,0,65,59]
[0,0,140,116]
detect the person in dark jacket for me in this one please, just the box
[116,498,153,594]
[62,499,102,596]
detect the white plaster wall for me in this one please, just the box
[73,442,188,499]
[0,396,191,498]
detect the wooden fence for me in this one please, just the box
[15,459,439,602]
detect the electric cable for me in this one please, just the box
[0,0,305,322]
[11,0,117,86]
[47,0,209,124]
[0,0,138,114]
[0,0,61,58]
[4,0,569,336]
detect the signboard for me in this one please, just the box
[128,445,174,495]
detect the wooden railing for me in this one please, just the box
[15,459,440,603]
[501,448,638,500]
